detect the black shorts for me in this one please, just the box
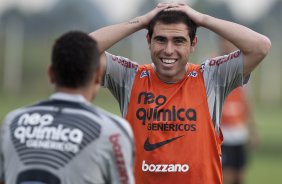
[221,144,247,170]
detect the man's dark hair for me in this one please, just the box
[147,11,197,44]
[51,31,100,88]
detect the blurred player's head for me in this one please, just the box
[147,10,197,43]
[50,31,100,89]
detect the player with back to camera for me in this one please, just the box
[0,31,135,184]
[90,2,271,184]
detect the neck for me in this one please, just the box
[54,86,95,102]
[152,63,190,84]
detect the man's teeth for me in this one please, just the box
[162,59,176,64]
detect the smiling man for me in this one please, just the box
[146,11,197,83]
[89,2,271,184]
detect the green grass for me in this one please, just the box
[245,106,282,184]
[1,92,281,183]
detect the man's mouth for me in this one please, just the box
[161,59,177,64]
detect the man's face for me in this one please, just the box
[147,22,197,83]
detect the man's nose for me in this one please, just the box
[164,42,174,55]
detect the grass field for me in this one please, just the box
[245,105,282,184]
[1,89,281,183]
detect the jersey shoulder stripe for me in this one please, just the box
[34,99,102,118]
[35,99,133,140]
[95,107,133,140]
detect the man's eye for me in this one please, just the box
[155,37,166,43]
[174,39,185,44]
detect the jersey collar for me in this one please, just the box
[49,92,91,106]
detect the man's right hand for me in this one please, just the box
[139,3,170,28]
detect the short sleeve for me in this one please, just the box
[102,52,139,117]
[202,50,249,134]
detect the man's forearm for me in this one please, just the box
[89,17,145,53]
[89,3,169,54]
[200,15,271,75]
[201,15,270,56]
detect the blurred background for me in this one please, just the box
[0,0,281,183]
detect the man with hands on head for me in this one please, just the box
[90,2,271,184]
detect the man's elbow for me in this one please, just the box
[257,36,272,58]
[89,32,105,55]
[243,36,271,76]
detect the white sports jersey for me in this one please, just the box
[0,93,135,184]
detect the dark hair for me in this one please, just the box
[51,31,100,88]
[147,11,197,44]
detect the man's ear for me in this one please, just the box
[48,65,55,84]
[190,36,198,53]
[146,33,151,48]
[99,53,106,81]
[94,67,102,85]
